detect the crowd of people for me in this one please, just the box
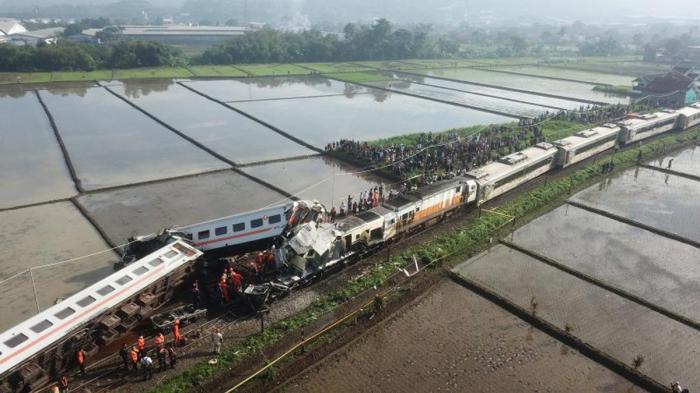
[325,104,650,181]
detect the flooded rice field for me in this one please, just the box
[39,86,229,190]
[408,75,587,110]
[420,68,629,104]
[366,79,552,117]
[77,170,285,244]
[241,156,390,209]
[452,245,700,389]
[570,167,700,242]
[181,76,365,102]
[647,145,700,178]
[108,81,315,164]
[0,92,76,209]
[0,202,117,331]
[488,65,636,86]
[510,204,700,322]
[282,280,639,393]
[231,90,513,149]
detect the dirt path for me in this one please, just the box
[277,280,644,393]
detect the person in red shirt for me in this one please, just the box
[219,279,230,303]
[57,376,69,393]
[76,348,86,376]
[153,332,165,349]
[230,270,243,293]
[137,335,145,356]
[172,319,181,345]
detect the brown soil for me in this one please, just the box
[276,280,644,393]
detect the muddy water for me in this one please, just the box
[0,202,117,331]
[39,86,229,190]
[493,66,636,86]
[510,204,700,322]
[453,245,700,389]
[420,68,629,104]
[570,167,700,242]
[241,156,390,209]
[109,82,315,164]
[231,90,513,148]
[648,146,700,178]
[0,92,76,209]
[282,280,640,393]
[182,76,365,102]
[367,79,552,117]
[76,170,286,244]
[401,74,587,110]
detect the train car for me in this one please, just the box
[618,110,680,144]
[466,142,558,204]
[0,240,202,392]
[553,124,621,168]
[676,103,700,130]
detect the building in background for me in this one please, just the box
[5,27,64,46]
[634,71,700,107]
[0,18,27,43]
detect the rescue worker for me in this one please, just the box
[219,278,230,303]
[154,332,165,349]
[157,346,167,372]
[129,346,140,372]
[57,375,69,393]
[137,335,146,356]
[76,347,86,376]
[166,344,178,369]
[330,207,336,222]
[230,270,243,293]
[255,252,265,268]
[172,319,181,345]
[264,252,276,273]
[191,281,201,307]
[119,343,130,370]
[140,354,154,380]
[212,329,223,355]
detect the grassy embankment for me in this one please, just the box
[148,117,700,393]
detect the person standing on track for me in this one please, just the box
[167,344,177,369]
[76,347,87,376]
[191,281,201,307]
[57,375,69,393]
[129,346,140,372]
[137,335,146,357]
[119,343,130,371]
[157,346,167,372]
[172,319,181,345]
[211,329,223,355]
[140,354,153,380]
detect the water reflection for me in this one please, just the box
[120,78,175,99]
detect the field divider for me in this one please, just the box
[467,66,608,87]
[34,90,85,193]
[638,163,700,183]
[70,197,121,252]
[397,70,608,106]
[177,81,323,153]
[447,270,668,393]
[322,75,524,120]
[567,200,700,249]
[224,92,353,104]
[0,197,75,213]
[500,239,700,333]
[100,85,298,200]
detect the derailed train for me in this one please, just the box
[0,104,699,391]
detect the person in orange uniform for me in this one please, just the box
[129,346,140,372]
[76,347,86,376]
[230,270,243,293]
[153,332,165,349]
[172,319,181,345]
[219,278,230,303]
[137,335,146,357]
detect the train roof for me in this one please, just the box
[383,177,470,211]
[0,240,202,376]
[676,104,700,117]
[553,124,620,152]
[619,110,679,130]
[176,201,292,231]
[465,142,557,185]
[334,214,379,232]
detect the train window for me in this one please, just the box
[184,233,193,240]
[149,258,164,267]
[30,320,53,333]
[269,214,281,224]
[198,230,210,240]
[455,187,461,193]
[164,250,178,259]
[251,218,263,228]
[116,276,133,286]
[233,223,245,232]
[133,266,148,276]
[77,296,96,307]
[54,307,75,320]
[97,285,115,296]
[215,226,227,236]
[4,333,28,348]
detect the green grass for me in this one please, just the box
[325,71,394,83]
[188,65,247,77]
[235,63,312,76]
[48,70,114,82]
[112,67,194,79]
[0,72,53,84]
[297,62,375,73]
[148,123,700,393]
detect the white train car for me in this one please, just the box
[677,103,700,130]
[553,124,621,167]
[618,110,680,144]
[467,142,558,203]
[0,240,202,389]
